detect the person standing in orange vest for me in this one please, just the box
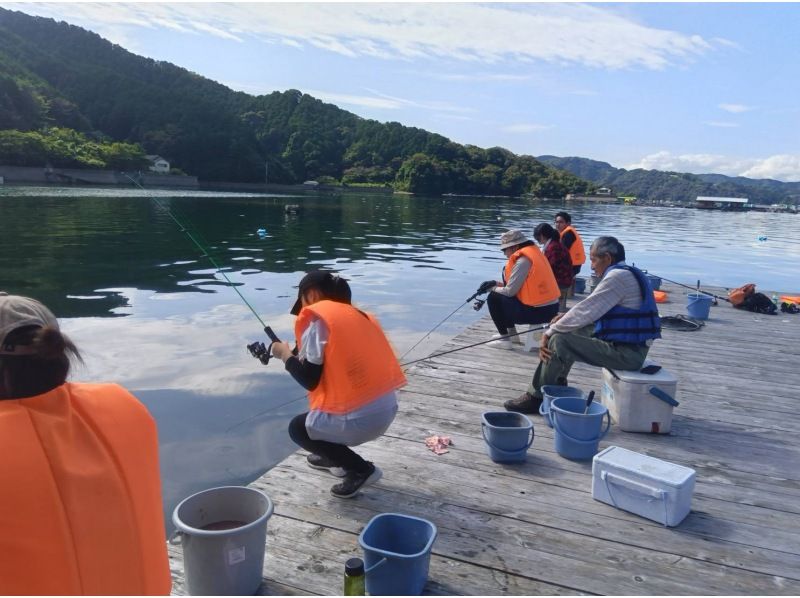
[270,271,406,498]
[0,293,171,595]
[554,211,586,296]
[477,230,561,350]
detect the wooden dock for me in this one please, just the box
[169,282,800,595]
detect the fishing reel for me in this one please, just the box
[472,298,486,311]
[247,326,281,366]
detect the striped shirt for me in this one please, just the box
[550,264,647,338]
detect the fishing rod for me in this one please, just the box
[398,286,490,361]
[123,174,282,361]
[401,324,548,368]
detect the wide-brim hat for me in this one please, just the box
[290,271,352,315]
[499,229,529,250]
[0,292,58,355]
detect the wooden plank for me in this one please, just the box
[168,281,800,595]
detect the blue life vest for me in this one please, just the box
[594,264,661,345]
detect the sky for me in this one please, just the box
[5,2,800,182]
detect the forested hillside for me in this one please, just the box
[0,8,590,197]
[537,156,800,205]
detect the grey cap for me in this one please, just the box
[499,229,529,250]
[0,292,58,355]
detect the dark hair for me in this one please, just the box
[0,325,82,399]
[554,211,572,224]
[591,236,626,263]
[533,222,559,242]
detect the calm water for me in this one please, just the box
[2,185,798,521]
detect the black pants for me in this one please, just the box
[288,413,370,473]
[487,293,559,335]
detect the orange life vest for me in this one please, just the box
[728,283,756,307]
[560,225,586,266]
[503,245,560,307]
[0,383,171,595]
[295,300,407,415]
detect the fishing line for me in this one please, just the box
[400,324,548,368]
[649,273,731,303]
[399,287,490,361]
[399,300,470,361]
[123,174,268,326]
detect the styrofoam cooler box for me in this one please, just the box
[592,446,695,527]
[601,360,678,433]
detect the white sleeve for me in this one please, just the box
[298,316,329,365]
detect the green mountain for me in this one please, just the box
[0,7,591,197]
[537,155,800,205]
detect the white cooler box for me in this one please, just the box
[601,360,678,433]
[592,446,696,527]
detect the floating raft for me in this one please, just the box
[168,282,800,595]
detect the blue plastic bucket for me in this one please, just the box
[574,277,587,294]
[481,412,534,463]
[548,397,611,460]
[540,385,585,428]
[358,513,437,596]
[686,293,713,320]
[645,274,662,291]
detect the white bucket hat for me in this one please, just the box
[499,229,529,250]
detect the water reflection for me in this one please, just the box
[2,185,798,519]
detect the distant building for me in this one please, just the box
[596,187,612,196]
[145,155,170,174]
[695,196,748,210]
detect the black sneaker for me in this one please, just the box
[330,463,383,498]
[306,453,346,478]
[504,392,543,414]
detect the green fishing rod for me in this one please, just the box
[123,174,283,356]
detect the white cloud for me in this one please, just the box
[14,3,717,70]
[501,123,552,134]
[189,20,243,42]
[741,155,800,182]
[705,121,739,128]
[431,73,533,82]
[627,151,800,182]
[719,103,754,113]
[303,90,404,110]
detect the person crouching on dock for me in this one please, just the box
[270,271,406,498]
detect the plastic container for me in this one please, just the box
[574,277,587,294]
[171,486,273,595]
[548,397,611,460]
[358,513,437,596]
[540,385,585,428]
[601,361,678,433]
[686,292,713,320]
[481,411,534,463]
[645,274,662,291]
[592,446,696,526]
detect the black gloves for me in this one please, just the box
[477,280,496,294]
